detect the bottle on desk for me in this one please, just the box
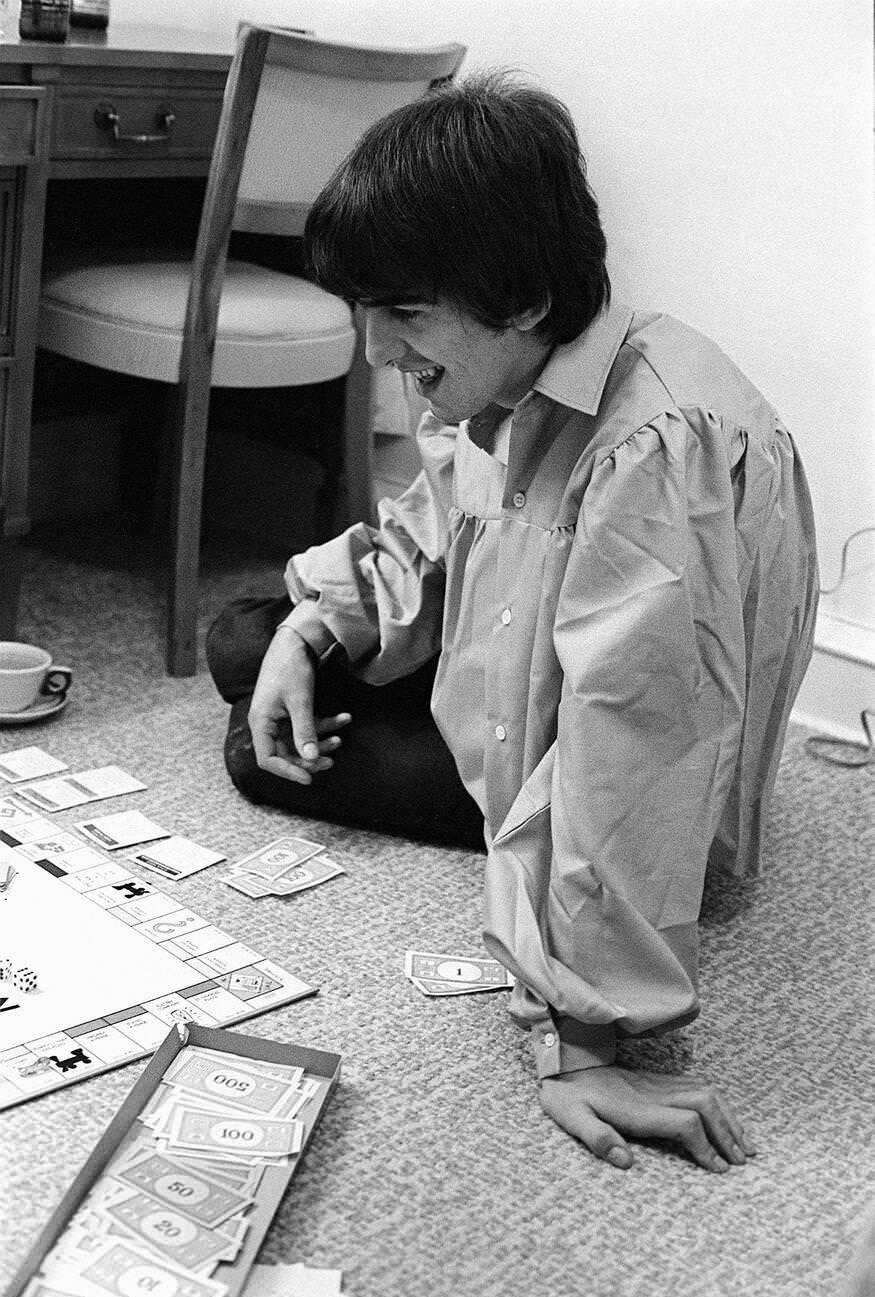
[19,0,71,41]
[70,0,109,27]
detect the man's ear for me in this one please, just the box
[512,299,551,333]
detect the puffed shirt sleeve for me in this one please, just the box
[281,414,456,683]
[482,410,786,1076]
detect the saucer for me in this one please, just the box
[0,693,69,725]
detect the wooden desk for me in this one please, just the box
[0,24,232,632]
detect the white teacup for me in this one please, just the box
[0,642,72,713]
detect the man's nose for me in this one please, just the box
[363,308,402,368]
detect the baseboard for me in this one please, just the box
[791,608,875,742]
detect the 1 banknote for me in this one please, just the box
[404,950,516,996]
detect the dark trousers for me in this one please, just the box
[206,597,485,850]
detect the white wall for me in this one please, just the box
[118,0,874,610]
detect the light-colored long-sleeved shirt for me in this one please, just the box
[283,301,819,1075]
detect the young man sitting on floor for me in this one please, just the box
[208,71,819,1173]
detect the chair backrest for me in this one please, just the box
[180,24,465,404]
[234,28,467,237]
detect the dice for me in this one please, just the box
[12,966,37,993]
[0,958,12,982]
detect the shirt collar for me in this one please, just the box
[533,298,634,416]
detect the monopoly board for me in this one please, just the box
[0,823,314,1111]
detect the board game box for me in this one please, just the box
[4,1023,342,1297]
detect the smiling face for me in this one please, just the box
[362,297,552,425]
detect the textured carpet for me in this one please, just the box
[0,520,872,1297]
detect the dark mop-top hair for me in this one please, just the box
[304,69,610,346]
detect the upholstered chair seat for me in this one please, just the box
[39,253,356,387]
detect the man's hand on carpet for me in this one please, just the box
[249,626,351,784]
[539,1064,756,1172]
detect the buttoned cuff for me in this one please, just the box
[276,602,337,661]
[530,1016,617,1078]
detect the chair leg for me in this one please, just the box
[166,387,210,677]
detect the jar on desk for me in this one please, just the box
[19,0,71,41]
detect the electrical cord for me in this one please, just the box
[818,526,875,596]
[805,708,874,768]
[803,526,875,767]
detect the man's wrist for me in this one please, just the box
[273,622,319,665]
[530,1019,617,1079]
[277,602,337,661]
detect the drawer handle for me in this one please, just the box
[93,102,176,145]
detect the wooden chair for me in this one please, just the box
[37,24,466,675]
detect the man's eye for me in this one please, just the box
[389,306,422,322]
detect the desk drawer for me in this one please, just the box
[0,86,44,163]
[50,72,224,162]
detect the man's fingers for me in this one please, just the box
[250,706,347,784]
[315,712,352,736]
[540,1081,634,1169]
[627,1105,731,1173]
[658,1084,752,1164]
[257,753,314,784]
[248,709,281,769]
[292,711,350,764]
[625,1069,755,1162]
[573,1075,731,1172]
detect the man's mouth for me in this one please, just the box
[409,364,444,392]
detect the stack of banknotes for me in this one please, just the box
[26,1045,322,1297]
[221,836,345,901]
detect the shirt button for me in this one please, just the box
[500,608,512,626]
[512,491,526,508]
[543,1032,556,1048]
[494,724,507,741]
